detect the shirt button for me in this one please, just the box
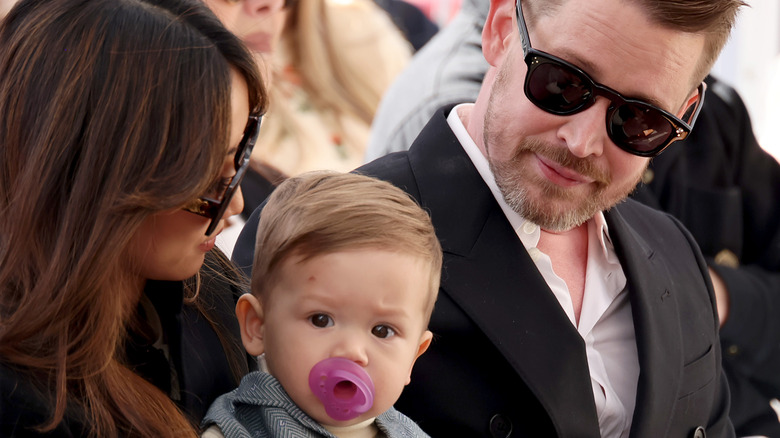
[726,345,740,356]
[642,168,654,184]
[522,222,537,235]
[714,249,739,268]
[489,414,513,438]
[691,426,706,438]
[527,247,542,262]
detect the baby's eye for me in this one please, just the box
[371,325,396,339]
[309,314,333,328]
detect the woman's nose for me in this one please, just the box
[243,0,285,16]
[224,185,244,220]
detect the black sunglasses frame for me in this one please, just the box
[515,1,706,157]
[185,114,261,236]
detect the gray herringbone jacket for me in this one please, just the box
[202,372,430,438]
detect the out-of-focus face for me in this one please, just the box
[126,71,250,282]
[474,0,705,231]
[203,0,288,81]
[249,249,433,426]
[0,0,18,19]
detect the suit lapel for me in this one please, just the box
[407,108,601,437]
[606,206,683,438]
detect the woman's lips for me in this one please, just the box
[199,235,217,252]
[535,153,594,187]
[242,32,272,54]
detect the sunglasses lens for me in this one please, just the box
[527,58,592,114]
[609,103,673,154]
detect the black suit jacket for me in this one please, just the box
[358,108,733,438]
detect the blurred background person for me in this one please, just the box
[373,0,439,52]
[0,0,17,18]
[252,0,411,182]
[202,0,289,85]
[204,0,413,256]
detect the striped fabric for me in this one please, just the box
[202,372,430,438]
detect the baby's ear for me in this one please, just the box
[405,330,433,385]
[236,293,265,356]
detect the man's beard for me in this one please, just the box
[484,111,645,232]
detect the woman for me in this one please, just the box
[256,0,411,176]
[203,0,412,219]
[0,0,266,436]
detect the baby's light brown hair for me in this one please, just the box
[252,171,442,324]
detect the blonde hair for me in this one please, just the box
[251,0,411,176]
[252,171,442,322]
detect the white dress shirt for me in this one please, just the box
[448,105,640,438]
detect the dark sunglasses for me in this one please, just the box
[184,114,261,235]
[515,1,705,157]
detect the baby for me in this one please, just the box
[203,171,441,438]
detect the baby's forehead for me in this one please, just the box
[268,247,437,298]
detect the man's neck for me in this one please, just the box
[537,223,589,325]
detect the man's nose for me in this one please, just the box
[556,97,611,158]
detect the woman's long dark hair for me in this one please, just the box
[0,0,265,435]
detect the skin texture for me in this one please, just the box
[202,0,287,83]
[466,0,705,232]
[126,70,249,282]
[0,0,17,18]
[237,249,433,426]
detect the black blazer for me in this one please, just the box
[353,108,732,438]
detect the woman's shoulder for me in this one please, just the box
[0,363,85,437]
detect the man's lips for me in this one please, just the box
[535,153,595,187]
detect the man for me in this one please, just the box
[235,0,744,436]
[365,0,780,435]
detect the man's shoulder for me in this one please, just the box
[356,151,419,200]
[358,150,412,177]
[613,197,681,229]
[611,198,703,261]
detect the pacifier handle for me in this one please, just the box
[308,357,375,421]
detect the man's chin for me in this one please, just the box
[502,187,602,231]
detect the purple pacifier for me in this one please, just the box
[308,357,375,421]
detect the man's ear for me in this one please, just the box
[404,330,434,385]
[236,293,265,356]
[482,0,518,67]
